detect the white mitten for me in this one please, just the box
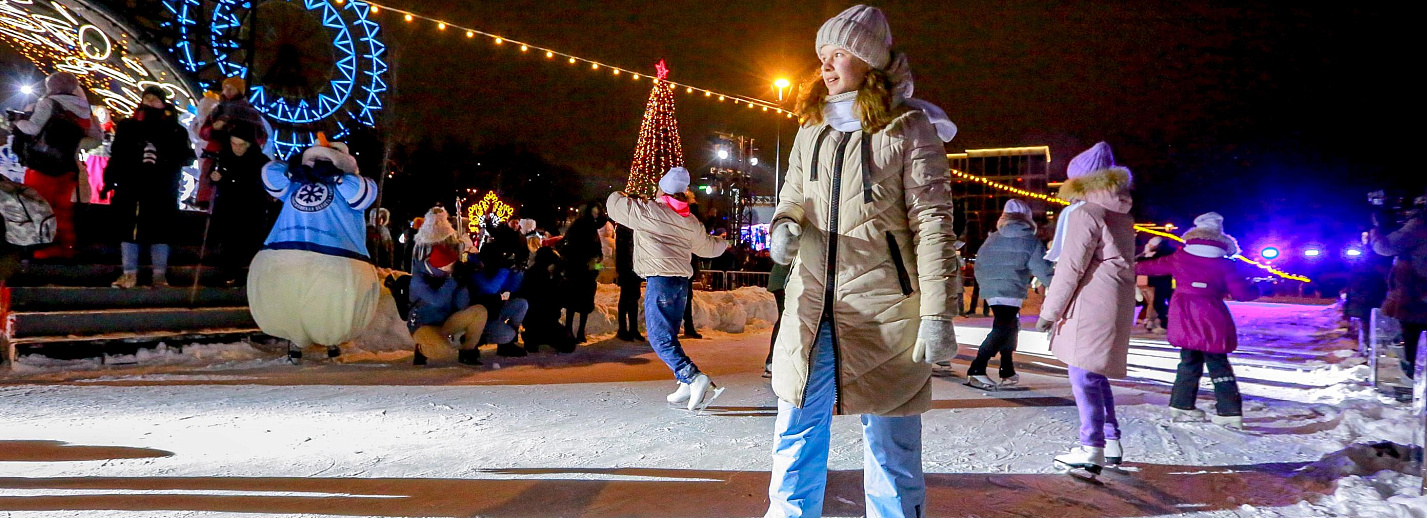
[912,318,958,364]
[770,220,802,265]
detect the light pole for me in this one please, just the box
[773,78,790,203]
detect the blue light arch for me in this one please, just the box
[161,0,387,157]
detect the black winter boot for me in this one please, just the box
[458,348,482,365]
[496,342,527,357]
[413,348,428,366]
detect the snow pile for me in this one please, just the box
[1299,442,1427,518]
[584,283,777,336]
[351,288,417,352]
[5,341,273,375]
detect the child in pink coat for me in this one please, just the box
[1135,212,1260,429]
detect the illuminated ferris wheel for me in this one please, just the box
[160,0,388,157]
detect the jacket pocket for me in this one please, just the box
[885,231,913,296]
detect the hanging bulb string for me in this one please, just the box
[950,166,1312,283]
[361,1,793,117]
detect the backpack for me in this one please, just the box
[15,99,86,175]
[0,178,57,247]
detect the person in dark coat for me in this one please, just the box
[1139,236,1177,333]
[209,120,273,285]
[519,246,577,353]
[560,202,605,343]
[102,86,195,288]
[615,224,644,341]
[1372,199,1427,379]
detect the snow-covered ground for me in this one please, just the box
[1,293,1423,517]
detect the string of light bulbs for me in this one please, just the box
[950,168,1313,283]
[346,0,794,118]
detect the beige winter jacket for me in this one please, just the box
[771,109,959,417]
[1040,170,1137,378]
[606,192,727,278]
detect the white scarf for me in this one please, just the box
[820,53,959,143]
[824,91,861,132]
[1044,202,1084,262]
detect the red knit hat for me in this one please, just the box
[428,245,458,269]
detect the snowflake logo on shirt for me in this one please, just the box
[290,182,334,212]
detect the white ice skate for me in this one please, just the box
[666,382,691,405]
[1053,445,1105,476]
[1170,407,1206,422]
[998,374,1021,387]
[964,375,998,390]
[686,373,724,413]
[1210,414,1244,430]
[1104,439,1123,466]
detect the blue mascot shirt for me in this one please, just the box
[261,160,378,261]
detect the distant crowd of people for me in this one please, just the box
[2,72,275,288]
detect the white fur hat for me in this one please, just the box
[1193,212,1224,232]
[659,167,690,195]
[816,5,893,70]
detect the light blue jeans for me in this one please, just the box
[767,319,926,518]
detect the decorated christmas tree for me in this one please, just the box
[625,60,686,198]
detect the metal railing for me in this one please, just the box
[695,270,772,291]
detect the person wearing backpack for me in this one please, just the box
[14,72,102,260]
[102,86,195,288]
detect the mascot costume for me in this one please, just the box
[247,137,380,360]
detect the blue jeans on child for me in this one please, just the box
[645,276,700,383]
[482,298,528,345]
[766,319,925,518]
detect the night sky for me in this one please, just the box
[0,1,1410,253]
[375,0,1408,249]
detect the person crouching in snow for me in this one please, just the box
[606,166,729,411]
[1036,142,1137,475]
[1136,212,1260,429]
[247,138,381,361]
[469,246,530,358]
[409,244,487,366]
[765,5,961,516]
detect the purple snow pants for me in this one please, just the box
[1069,366,1121,447]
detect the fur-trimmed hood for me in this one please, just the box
[1058,166,1133,202]
[1182,227,1241,257]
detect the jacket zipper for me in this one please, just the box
[885,231,914,296]
[804,130,852,414]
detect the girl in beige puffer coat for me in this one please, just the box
[765,5,960,517]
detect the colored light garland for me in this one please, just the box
[358,1,793,118]
[950,166,1313,283]
[469,191,514,228]
[625,61,686,198]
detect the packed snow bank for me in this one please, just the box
[584,282,776,336]
[1296,442,1427,518]
[4,341,275,376]
[349,282,779,353]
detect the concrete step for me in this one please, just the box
[6,287,248,312]
[7,306,256,339]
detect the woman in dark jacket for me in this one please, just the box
[519,246,576,353]
[102,86,195,288]
[561,202,605,343]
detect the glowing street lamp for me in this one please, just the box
[716,148,730,160]
[773,78,792,203]
[1260,247,1280,260]
[1303,248,1322,258]
[19,84,34,95]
